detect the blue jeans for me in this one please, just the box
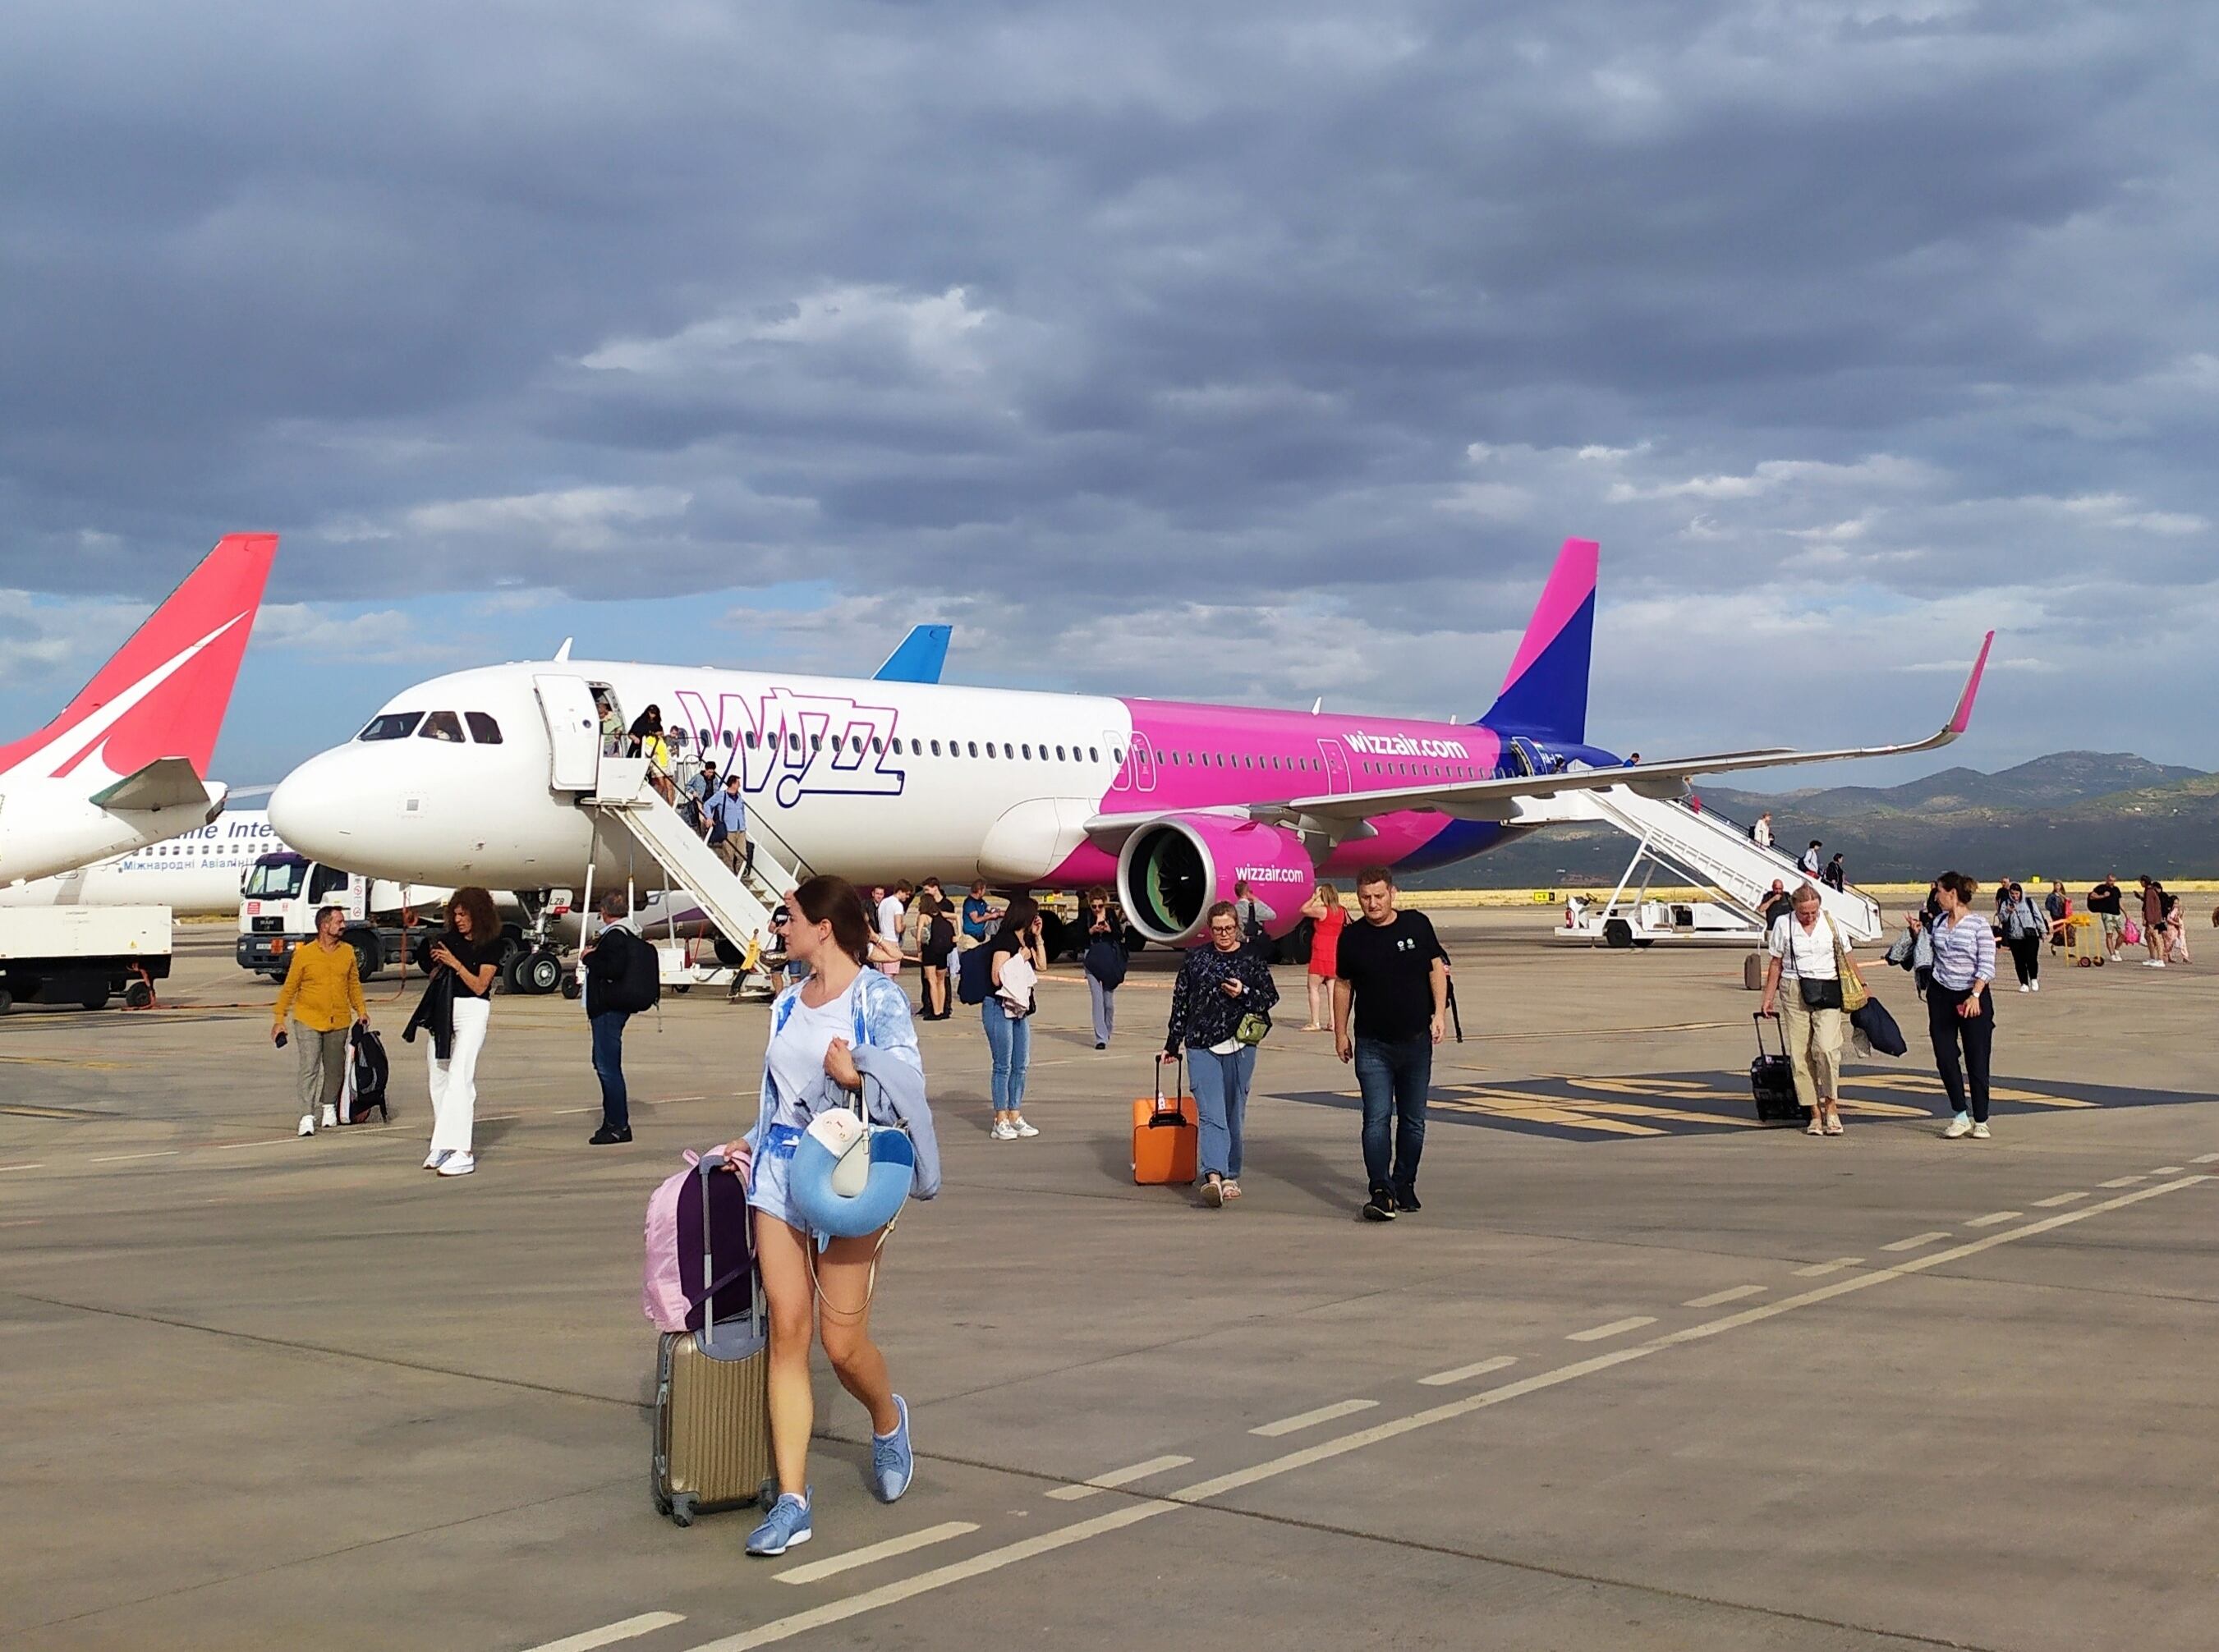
[590,1010,630,1131]
[1353,1035,1431,1197]
[981,999,1031,1113]
[1188,1044,1257,1180]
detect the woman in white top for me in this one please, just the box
[1757,883,1863,1136]
[714,875,922,1557]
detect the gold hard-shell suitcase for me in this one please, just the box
[653,1321,774,1526]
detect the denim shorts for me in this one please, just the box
[747,1122,811,1237]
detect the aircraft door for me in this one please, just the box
[534,675,603,791]
[1316,738,1352,795]
[1119,731,1158,794]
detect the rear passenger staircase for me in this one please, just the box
[581,757,798,957]
[1565,786,1885,943]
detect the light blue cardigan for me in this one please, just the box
[745,965,940,1199]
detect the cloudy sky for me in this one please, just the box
[2,0,2210,789]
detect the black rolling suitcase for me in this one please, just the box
[1749,1012,1807,1125]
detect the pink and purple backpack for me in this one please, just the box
[642,1150,756,1333]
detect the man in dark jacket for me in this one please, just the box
[583,892,655,1144]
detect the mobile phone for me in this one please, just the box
[274,1030,289,1049]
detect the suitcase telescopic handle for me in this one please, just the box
[1752,1011,1788,1059]
[1154,1052,1184,1114]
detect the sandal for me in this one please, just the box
[1824,1110,1845,1136]
[1201,1174,1225,1208]
[1222,1180,1242,1201]
[1805,1115,1825,1136]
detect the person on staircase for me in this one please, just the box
[706,773,754,883]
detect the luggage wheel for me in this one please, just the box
[669,1494,696,1527]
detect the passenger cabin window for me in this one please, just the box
[359,711,423,741]
[419,711,466,742]
[465,713,503,744]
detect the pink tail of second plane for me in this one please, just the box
[0,533,279,786]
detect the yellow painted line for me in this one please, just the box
[775,1523,979,1586]
[1845,1075,2098,1108]
[1793,1257,1862,1277]
[1430,1094,1664,1137]
[1964,1211,2022,1228]
[2033,1191,2088,1207]
[521,1613,687,1652]
[2098,1176,2146,1189]
[1683,1285,1766,1308]
[1044,1455,1192,1502]
[1417,1356,1517,1387]
[1250,1399,1378,1438]
[1881,1232,1950,1252]
[1567,1315,1656,1342]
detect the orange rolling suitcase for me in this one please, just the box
[1132,1055,1200,1185]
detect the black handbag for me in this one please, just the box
[1798,975,1845,1011]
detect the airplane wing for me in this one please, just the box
[873,625,952,684]
[1085,634,1992,843]
[90,757,224,817]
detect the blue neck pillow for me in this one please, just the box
[788,1125,915,1238]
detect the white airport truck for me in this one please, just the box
[0,906,171,1013]
[236,851,574,994]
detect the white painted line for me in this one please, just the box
[1881,1232,1950,1252]
[521,1611,686,1652]
[554,1107,595,1115]
[1964,1210,2022,1228]
[90,1151,178,1164]
[2150,1165,2185,1174]
[210,1137,303,1151]
[2194,1153,2219,1165]
[0,1163,44,1173]
[1793,1257,1863,1277]
[2033,1191,2088,1207]
[1682,1285,1766,1308]
[774,1521,978,1585]
[1417,1356,1518,1388]
[1567,1315,1656,1342]
[1249,1399,1378,1438]
[2098,1175,2146,1189]
[1044,1455,1193,1501]
[676,1177,2212,1652]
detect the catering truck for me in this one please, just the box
[0,906,171,1013]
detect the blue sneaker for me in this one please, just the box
[745,1489,813,1557]
[872,1395,914,1503]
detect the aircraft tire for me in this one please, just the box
[517,949,563,995]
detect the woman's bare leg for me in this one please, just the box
[813,1228,899,1434]
[754,1217,820,1497]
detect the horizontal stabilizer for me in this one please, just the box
[91,757,221,816]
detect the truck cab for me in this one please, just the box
[238,851,425,984]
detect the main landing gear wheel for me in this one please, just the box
[515,949,563,995]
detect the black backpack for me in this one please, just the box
[957,944,994,1006]
[1083,937,1127,990]
[342,1028,389,1123]
[600,928,661,1015]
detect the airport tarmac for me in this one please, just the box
[3,911,2214,1652]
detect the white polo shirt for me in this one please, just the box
[1768,911,1843,981]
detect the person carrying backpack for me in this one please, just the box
[582,891,659,1144]
[1233,880,1277,959]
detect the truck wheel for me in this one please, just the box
[123,980,155,1010]
[80,985,113,1012]
[350,934,381,983]
[0,989,15,1014]
[1603,917,1634,949]
[519,950,563,995]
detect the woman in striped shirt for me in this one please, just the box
[1927,871,1996,1139]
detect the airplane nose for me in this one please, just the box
[268,749,363,863]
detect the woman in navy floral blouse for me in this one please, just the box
[1163,902,1280,1207]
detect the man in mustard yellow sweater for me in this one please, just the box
[273,904,370,1136]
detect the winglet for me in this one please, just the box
[874,623,952,684]
[1948,632,1994,736]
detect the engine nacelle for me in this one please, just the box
[1116,815,1316,946]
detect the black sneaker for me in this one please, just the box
[1361,1190,1398,1223]
[588,1126,632,1145]
[1393,1186,1421,1214]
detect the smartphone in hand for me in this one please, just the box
[274,1030,289,1049]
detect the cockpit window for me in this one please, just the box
[419,711,466,742]
[465,713,503,745]
[359,712,423,741]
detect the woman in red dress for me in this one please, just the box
[1299,882,1348,1032]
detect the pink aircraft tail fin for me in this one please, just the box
[0,533,279,784]
[1482,536,1598,744]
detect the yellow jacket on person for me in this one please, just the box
[273,939,368,1034]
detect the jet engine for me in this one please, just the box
[1116,815,1316,946]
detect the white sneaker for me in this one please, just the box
[437,1152,476,1177]
[297,1114,315,1137]
[2018,984,2031,993]
[1942,1114,1973,1140]
[423,1149,452,1170]
[1013,1117,1041,1138]
[2030,980,2041,992]
[2146,959,2166,968]
[321,1105,338,1127]
[989,1122,1018,1141]
[1970,1122,1992,1140]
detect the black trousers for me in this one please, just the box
[1926,985,1995,1122]
[2006,935,2041,985]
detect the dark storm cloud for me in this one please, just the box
[2,0,2215,768]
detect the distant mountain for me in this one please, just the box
[1402,752,2219,887]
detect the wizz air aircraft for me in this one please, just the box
[0,535,278,888]
[269,539,1991,946]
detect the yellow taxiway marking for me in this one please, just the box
[1844,1075,2098,1108]
[673,1178,2211,1652]
[776,1523,980,1586]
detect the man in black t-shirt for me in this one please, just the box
[2088,875,2123,960]
[1334,865,1449,1223]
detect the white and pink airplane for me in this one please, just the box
[0,535,278,888]
[269,539,1991,945]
